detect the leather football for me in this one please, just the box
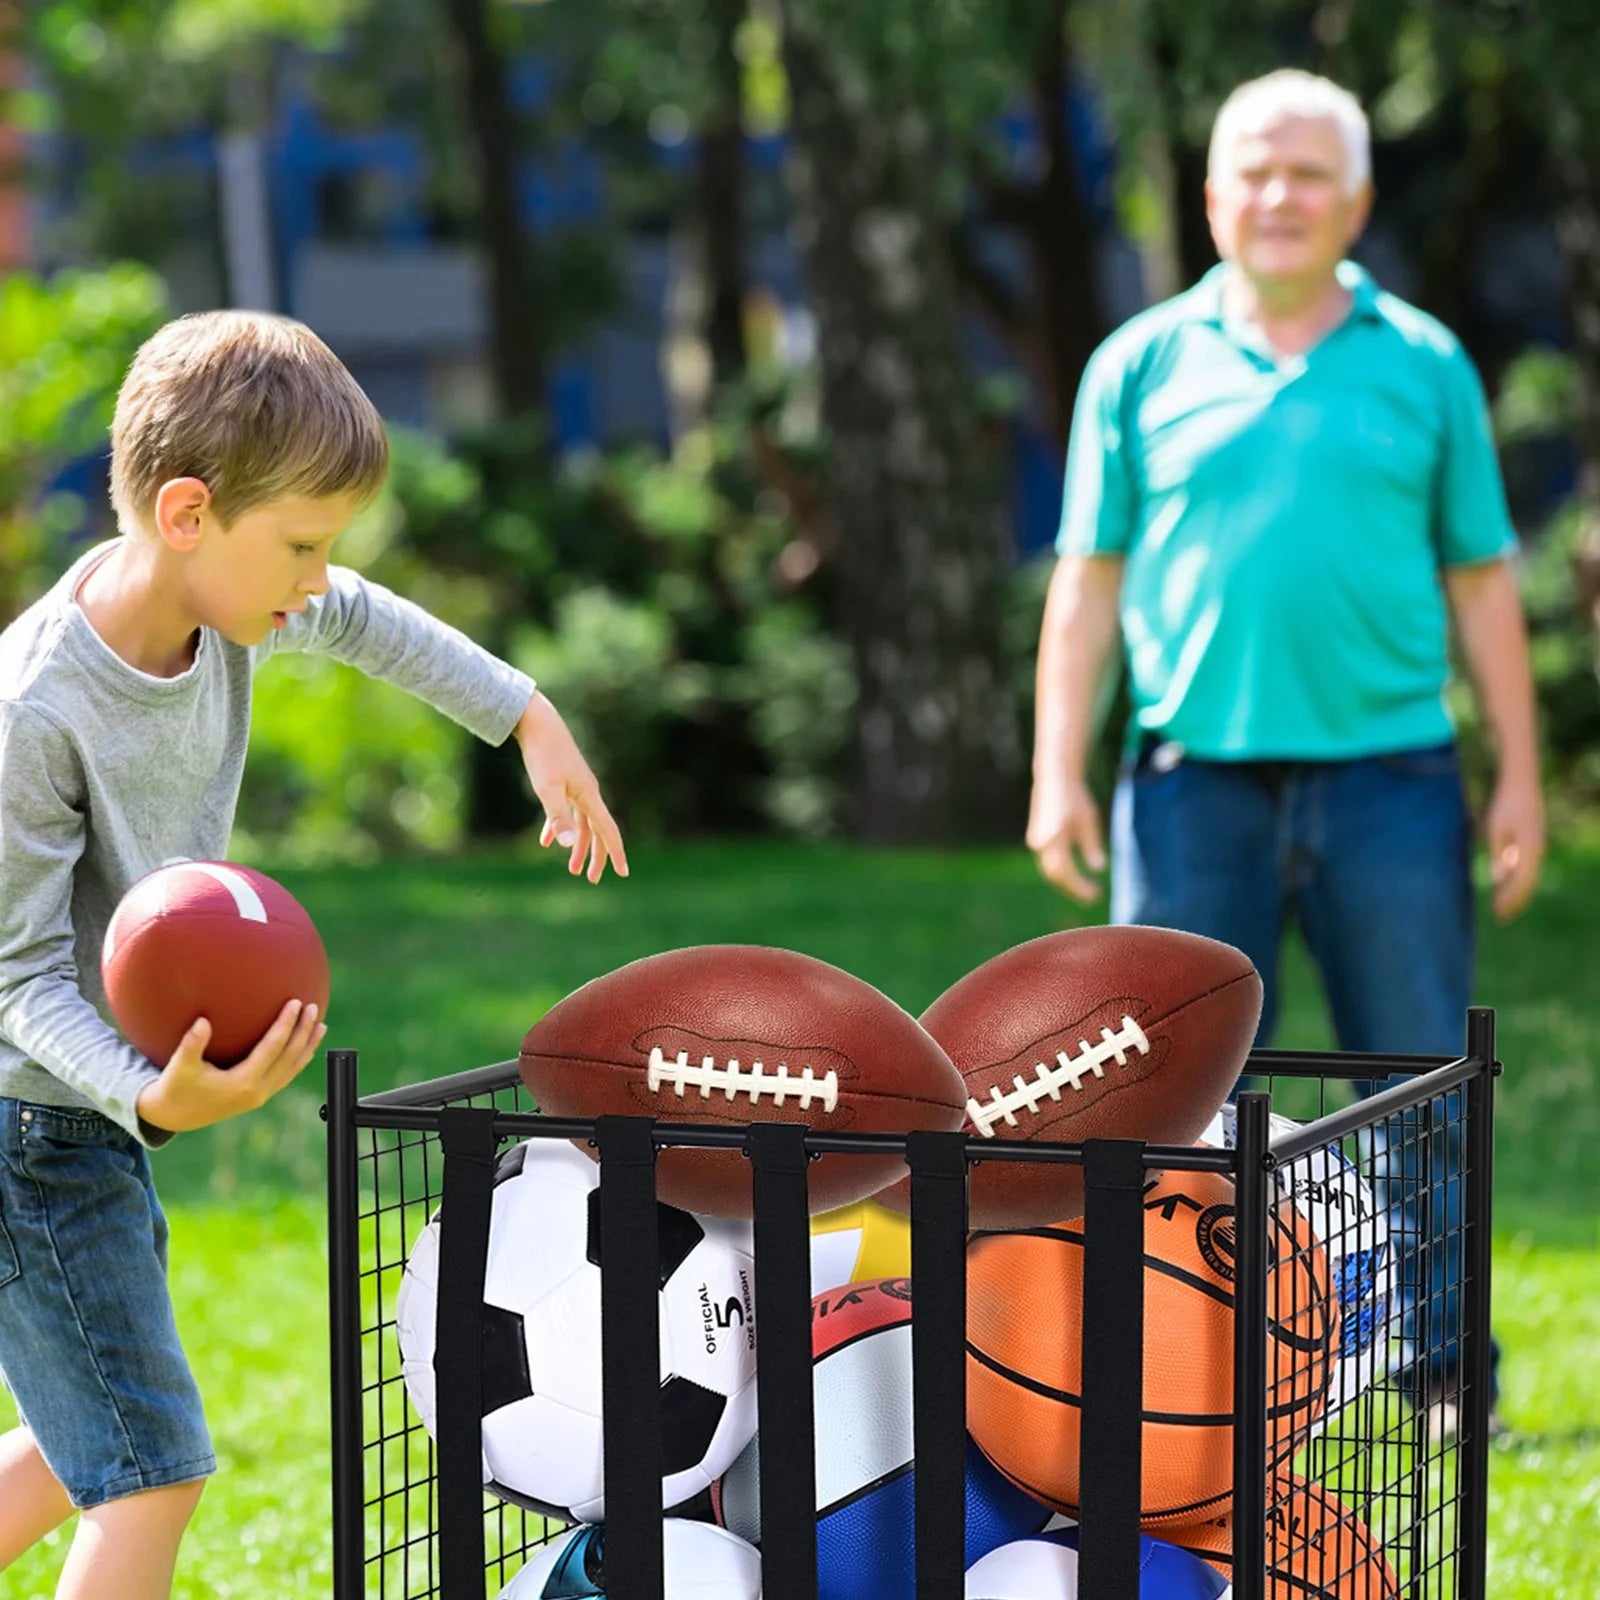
[102,859,329,1068]
[875,926,1261,1227]
[518,944,968,1218]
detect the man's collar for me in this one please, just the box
[1192,259,1383,324]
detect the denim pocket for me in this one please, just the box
[16,1104,132,1186]
[0,1196,19,1290]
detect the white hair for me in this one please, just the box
[1208,70,1371,194]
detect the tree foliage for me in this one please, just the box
[0,263,167,623]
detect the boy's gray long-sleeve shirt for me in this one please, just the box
[0,541,535,1144]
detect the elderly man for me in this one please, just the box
[1028,69,1541,1436]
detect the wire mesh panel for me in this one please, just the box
[1174,1071,1491,1599]
[326,1014,1496,1600]
[330,1063,562,1600]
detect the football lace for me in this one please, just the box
[646,1047,841,1113]
[967,1017,1151,1137]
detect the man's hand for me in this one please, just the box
[1444,558,1543,921]
[1026,776,1108,903]
[136,999,326,1135]
[1484,769,1544,921]
[515,692,629,884]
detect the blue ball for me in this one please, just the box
[714,1284,1053,1600]
[814,1437,1053,1600]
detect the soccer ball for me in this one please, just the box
[499,1519,762,1599]
[1200,1105,1392,1421]
[395,1138,759,1521]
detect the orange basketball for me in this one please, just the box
[966,1169,1339,1523]
[1161,1473,1400,1598]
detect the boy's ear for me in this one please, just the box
[152,478,214,551]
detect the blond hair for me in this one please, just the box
[1208,70,1370,195]
[110,311,390,532]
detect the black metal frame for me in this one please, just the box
[325,1006,1499,1600]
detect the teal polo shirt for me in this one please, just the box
[1057,260,1516,760]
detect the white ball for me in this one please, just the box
[806,1199,910,1297]
[499,1519,762,1598]
[395,1138,759,1521]
[964,1527,1232,1598]
[1199,1105,1393,1421]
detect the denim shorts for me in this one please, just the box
[0,1098,215,1508]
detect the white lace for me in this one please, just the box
[646,1047,840,1113]
[967,1017,1151,1137]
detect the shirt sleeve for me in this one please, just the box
[256,567,536,744]
[1434,345,1517,567]
[1056,339,1140,558]
[0,702,170,1145]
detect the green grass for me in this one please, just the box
[3,836,1597,1595]
[1,1204,332,1600]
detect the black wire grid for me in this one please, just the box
[325,1007,1499,1600]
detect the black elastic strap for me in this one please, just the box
[1077,1139,1147,1600]
[594,1115,664,1600]
[747,1121,818,1600]
[907,1129,969,1600]
[1230,1095,1273,1600]
[435,1106,499,1600]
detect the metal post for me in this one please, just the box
[325,1049,366,1599]
[1457,1006,1498,1600]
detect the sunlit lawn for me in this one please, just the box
[2,836,1596,1596]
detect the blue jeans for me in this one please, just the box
[1110,737,1494,1399]
[0,1099,214,1507]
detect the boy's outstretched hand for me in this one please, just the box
[136,999,326,1134]
[515,691,629,884]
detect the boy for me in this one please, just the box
[0,310,627,1597]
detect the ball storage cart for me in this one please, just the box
[324,1008,1501,1600]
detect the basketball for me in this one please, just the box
[102,859,330,1067]
[1161,1474,1399,1599]
[965,1170,1339,1523]
[1200,1106,1393,1426]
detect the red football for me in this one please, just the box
[102,860,330,1068]
[518,945,968,1218]
[875,925,1262,1228]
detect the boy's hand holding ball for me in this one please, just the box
[103,859,330,1133]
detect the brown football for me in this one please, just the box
[101,860,330,1068]
[517,944,968,1218]
[875,925,1261,1228]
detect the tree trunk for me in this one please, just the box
[663,0,750,440]
[952,7,1108,456]
[701,0,749,392]
[776,5,1023,843]
[435,0,550,838]
[1029,1,1108,453]
[1550,107,1600,623]
[438,0,546,420]
[1080,0,1187,299]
